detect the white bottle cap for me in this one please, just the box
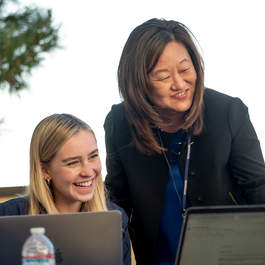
[30,227,45,235]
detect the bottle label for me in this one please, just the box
[22,254,55,264]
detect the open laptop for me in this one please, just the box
[175,205,265,265]
[0,210,122,265]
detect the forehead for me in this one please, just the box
[57,130,96,157]
[154,41,191,67]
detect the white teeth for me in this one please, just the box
[75,180,92,187]
[176,91,185,97]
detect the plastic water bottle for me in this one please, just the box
[22,227,55,265]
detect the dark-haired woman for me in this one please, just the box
[104,18,265,265]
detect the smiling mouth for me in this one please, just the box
[74,179,93,187]
[176,90,186,96]
[175,89,188,96]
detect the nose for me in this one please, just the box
[171,73,185,90]
[80,162,94,177]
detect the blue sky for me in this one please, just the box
[0,0,264,187]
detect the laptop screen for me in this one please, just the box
[175,205,265,265]
[0,210,122,265]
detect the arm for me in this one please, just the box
[104,106,132,217]
[229,98,265,203]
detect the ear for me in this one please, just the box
[41,163,51,182]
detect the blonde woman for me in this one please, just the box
[0,113,131,265]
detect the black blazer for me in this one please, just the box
[104,88,265,265]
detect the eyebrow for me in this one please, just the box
[62,148,99,163]
[151,58,190,76]
[179,58,189,64]
[151,69,169,76]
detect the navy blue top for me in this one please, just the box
[153,130,186,265]
[0,196,131,265]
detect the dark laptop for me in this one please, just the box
[175,205,265,265]
[0,210,122,265]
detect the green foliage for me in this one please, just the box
[0,0,60,93]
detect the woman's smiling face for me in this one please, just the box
[43,129,101,213]
[148,41,197,115]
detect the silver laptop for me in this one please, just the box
[175,205,265,265]
[0,210,122,265]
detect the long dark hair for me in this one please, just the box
[118,18,204,155]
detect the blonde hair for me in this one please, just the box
[28,113,107,214]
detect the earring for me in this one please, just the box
[46,178,51,185]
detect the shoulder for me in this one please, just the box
[109,103,125,115]
[107,201,129,226]
[0,196,29,216]
[104,103,132,146]
[104,103,126,128]
[107,200,128,218]
[203,88,248,128]
[204,88,247,112]
[108,201,131,265]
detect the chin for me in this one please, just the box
[78,193,95,203]
[174,103,193,112]
[175,107,191,113]
[84,195,95,202]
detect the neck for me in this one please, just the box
[55,199,82,213]
[157,108,185,133]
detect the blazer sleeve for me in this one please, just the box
[104,105,133,217]
[229,97,265,203]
